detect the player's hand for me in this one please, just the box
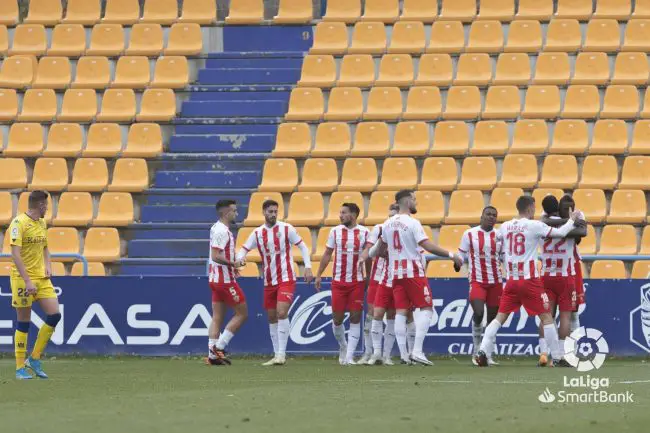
[451,254,463,271]
[569,210,582,221]
[234,259,246,268]
[25,280,37,296]
[575,218,587,228]
[44,265,52,278]
[303,268,313,284]
[314,276,322,292]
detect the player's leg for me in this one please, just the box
[344,282,365,364]
[331,282,349,365]
[262,285,280,366]
[404,278,434,365]
[555,278,576,366]
[213,283,248,364]
[392,280,412,364]
[11,277,34,379]
[406,309,416,355]
[571,262,584,332]
[207,300,226,365]
[26,287,61,379]
[383,309,396,365]
[274,281,296,365]
[476,281,517,367]
[537,302,556,367]
[361,282,377,363]
[469,282,488,361]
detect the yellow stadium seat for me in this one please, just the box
[62,0,101,25]
[533,52,570,85]
[298,158,338,192]
[323,0,360,23]
[634,0,650,18]
[376,54,414,86]
[244,192,284,226]
[555,0,593,20]
[125,23,164,56]
[68,158,109,192]
[590,261,627,279]
[622,19,650,51]
[415,190,444,224]
[562,85,600,119]
[0,192,12,226]
[97,89,137,122]
[466,20,504,53]
[235,227,261,263]
[494,53,531,85]
[363,86,403,120]
[349,22,386,54]
[630,121,650,154]
[538,155,578,189]
[112,56,151,89]
[0,56,36,89]
[53,192,93,226]
[272,123,311,157]
[591,119,628,154]
[572,189,607,223]
[43,123,83,157]
[17,89,57,122]
[286,192,324,226]
[361,0,399,23]
[439,0,476,21]
[4,123,44,157]
[504,20,541,52]
[419,157,458,191]
[549,119,588,155]
[324,87,362,121]
[123,123,162,158]
[8,24,47,56]
[490,187,523,221]
[388,21,425,54]
[150,56,189,89]
[312,229,335,262]
[0,88,17,121]
[83,123,123,157]
[577,224,597,254]
[0,1,18,26]
[377,157,418,191]
[337,54,375,87]
[365,191,397,225]
[510,119,548,154]
[71,261,106,276]
[612,53,649,85]
[400,0,438,22]
[29,158,68,192]
[454,53,492,86]
[58,89,97,122]
[619,156,650,189]
[257,158,298,193]
[350,122,390,157]
[48,24,86,56]
[83,227,121,262]
[17,192,53,223]
[297,55,336,88]
[427,260,464,278]
[102,0,140,24]
[178,0,216,24]
[311,122,351,157]
[0,262,12,276]
[0,158,27,189]
[482,86,521,119]
[23,1,62,27]
[94,192,134,226]
[445,190,484,224]
[285,87,324,121]
[108,158,149,192]
[414,54,452,87]
[427,20,465,53]
[225,0,263,24]
[274,0,313,24]
[310,22,348,55]
[338,158,377,192]
[87,24,125,56]
[443,86,481,120]
[641,226,650,254]
[471,121,509,155]
[325,192,365,225]
[498,154,538,188]
[545,19,581,51]
[403,86,442,120]
[392,121,430,156]
[164,23,202,56]
[572,53,610,86]
[584,19,621,52]
[71,57,110,89]
[458,157,497,190]
[141,0,178,25]
[516,0,553,20]
[579,156,619,190]
[0,25,7,56]
[522,85,560,119]
[291,227,313,262]
[631,261,650,279]
[594,0,631,19]
[531,188,563,207]
[477,0,515,21]
[430,121,469,156]
[32,56,71,90]
[136,88,176,122]
[601,85,640,119]
[599,225,638,255]
[47,228,80,259]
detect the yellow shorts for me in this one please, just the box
[11,277,57,308]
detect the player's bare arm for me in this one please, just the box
[212,248,245,268]
[43,247,52,279]
[546,211,582,239]
[296,241,313,283]
[419,239,463,269]
[11,245,36,296]
[314,247,333,291]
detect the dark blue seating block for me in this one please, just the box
[154,171,260,189]
[119,264,208,276]
[205,58,303,69]
[128,240,208,258]
[144,192,252,205]
[130,228,210,240]
[223,26,313,52]
[174,124,278,135]
[198,68,301,85]
[168,134,275,153]
[188,91,290,102]
[180,101,287,117]
[140,205,247,223]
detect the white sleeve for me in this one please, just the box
[369,241,382,258]
[457,231,470,264]
[546,219,576,239]
[288,225,302,245]
[413,220,428,245]
[236,230,257,261]
[367,225,381,247]
[326,229,336,250]
[298,241,312,269]
[211,226,228,251]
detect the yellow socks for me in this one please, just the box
[14,330,28,370]
[31,324,55,360]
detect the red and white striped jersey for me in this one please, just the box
[240,222,304,286]
[367,224,389,285]
[499,217,575,281]
[380,214,428,286]
[208,221,236,284]
[458,226,504,284]
[541,217,575,277]
[327,224,370,283]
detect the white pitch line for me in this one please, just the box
[618,379,650,384]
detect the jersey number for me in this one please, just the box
[506,233,526,256]
[543,239,566,254]
[393,232,402,252]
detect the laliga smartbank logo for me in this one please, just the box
[538,327,634,405]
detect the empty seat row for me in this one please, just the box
[0,157,149,192]
[259,155,650,193]
[0,123,162,158]
[0,56,189,89]
[0,23,202,57]
[311,19,650,56]
[1,226,121,262]
[275,119,650,158]
[299,52,650,88]
[0,191,134,227]
[0,261,106,276]
[0,88,176,122]
[323,0,638,23]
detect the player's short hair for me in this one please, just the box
[516,195,535,213]
[542,195,559,215]
[389,203,400,212]
[559,194,575,207]
[216,199,236,212]
[395,189,414,204]
[28,190,48,208]
[342,202,360,217]
[262,199,279,211]
[482,205,497,216]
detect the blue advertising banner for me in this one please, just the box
[0,277,649,356]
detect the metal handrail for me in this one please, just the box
[0,254,89,276]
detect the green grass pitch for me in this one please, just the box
[1,357,648,433]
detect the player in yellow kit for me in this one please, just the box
[10,191,61,380]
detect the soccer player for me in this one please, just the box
[456,206,503,366]
[360,190,463,365]
[559,195,587,333]
[207,199,248,366]
[475,195,583,367]
[10,191,61,380]
[314,203,370,365]
[236,199,313,366]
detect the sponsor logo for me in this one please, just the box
[538,388,555,403]
[564,327,609,372]
[288,291,349,345]
[629,283,650,353]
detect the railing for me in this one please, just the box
[0,254,89,276]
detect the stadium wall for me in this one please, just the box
[1,277,649,357]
